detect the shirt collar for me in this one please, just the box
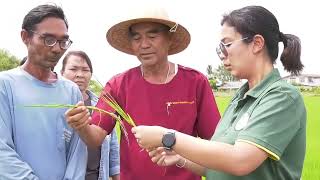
[233,69,281,100]
[246,68,281,98]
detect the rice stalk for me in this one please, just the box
[24,104,131,138]
[92,75,136,126]
[23,104,120,126]
[85,76,136,143]
[100,91,136,127]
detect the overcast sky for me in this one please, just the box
[1,0,319,84]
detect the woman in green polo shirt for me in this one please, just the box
[131,5,306,180]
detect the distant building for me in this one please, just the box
[282,74,320,87]
[219,81,246,90]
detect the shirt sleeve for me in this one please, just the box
[237,89,305,160]
[109,129,120,176]
[195,75,221,139]
[0,78,39,180]
[91,78,117,134]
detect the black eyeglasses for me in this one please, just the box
[216,37,249,61]
[30,30,73,50]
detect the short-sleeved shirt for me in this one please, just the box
[92,64,221,180]
[206,69,306,180]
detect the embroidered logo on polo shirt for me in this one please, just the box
[235,113,250,131]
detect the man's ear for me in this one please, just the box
[167,33,173,50]
[252,34,265,54]
[21,29,31,45]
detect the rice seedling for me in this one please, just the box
[92,75,137,127]
[23,104,121,126]
[23,91,137,144]
[100,91,136,127]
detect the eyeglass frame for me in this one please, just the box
[29,30,73,50]
[216,37,249,61]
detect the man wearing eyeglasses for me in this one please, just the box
[0,4,86,180]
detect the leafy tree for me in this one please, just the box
[206,65,218,90]
[0,49,20,71]
[208,78,218,90]
[206,65,214,79]
[211,63,236,83]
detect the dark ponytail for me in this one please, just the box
[280,34,303,75]
[221,6,303,75]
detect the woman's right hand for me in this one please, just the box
[65,101,91,131]
[148,147,185,167]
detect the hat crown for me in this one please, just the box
[106,7,191,55]
[127,7,170,21]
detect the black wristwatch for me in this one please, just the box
[162,131,176,150]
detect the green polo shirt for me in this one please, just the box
[206,69,306,180]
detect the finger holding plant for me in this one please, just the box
[131,125,167,149]
[65,101,91,131]
[148,147,182,166]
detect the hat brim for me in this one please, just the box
[106,18,191,55]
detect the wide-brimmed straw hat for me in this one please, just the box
[106,8,191,55]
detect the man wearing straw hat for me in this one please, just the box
[66,7,220,180]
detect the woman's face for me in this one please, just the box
[218,23,254,79]
[61,55,92,92]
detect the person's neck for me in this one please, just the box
[22,63,56,83]
[141,60,172,84]
[247,57,274,89]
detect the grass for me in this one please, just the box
[214,95,320,179]
[301,96,320,179]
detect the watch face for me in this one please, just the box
[162,132,176,149]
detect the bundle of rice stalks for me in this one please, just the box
[99,91,138,143]
[93,75,137,127]
[100,91,136,127]
[24,76,137,144]
[23,92,137,144]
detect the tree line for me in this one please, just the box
[206,64,236,90]
[0,49,103,95]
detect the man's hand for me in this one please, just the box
[65,101,91,131]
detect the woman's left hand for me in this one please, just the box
[131,125,167,149]
[148,147,181,166]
